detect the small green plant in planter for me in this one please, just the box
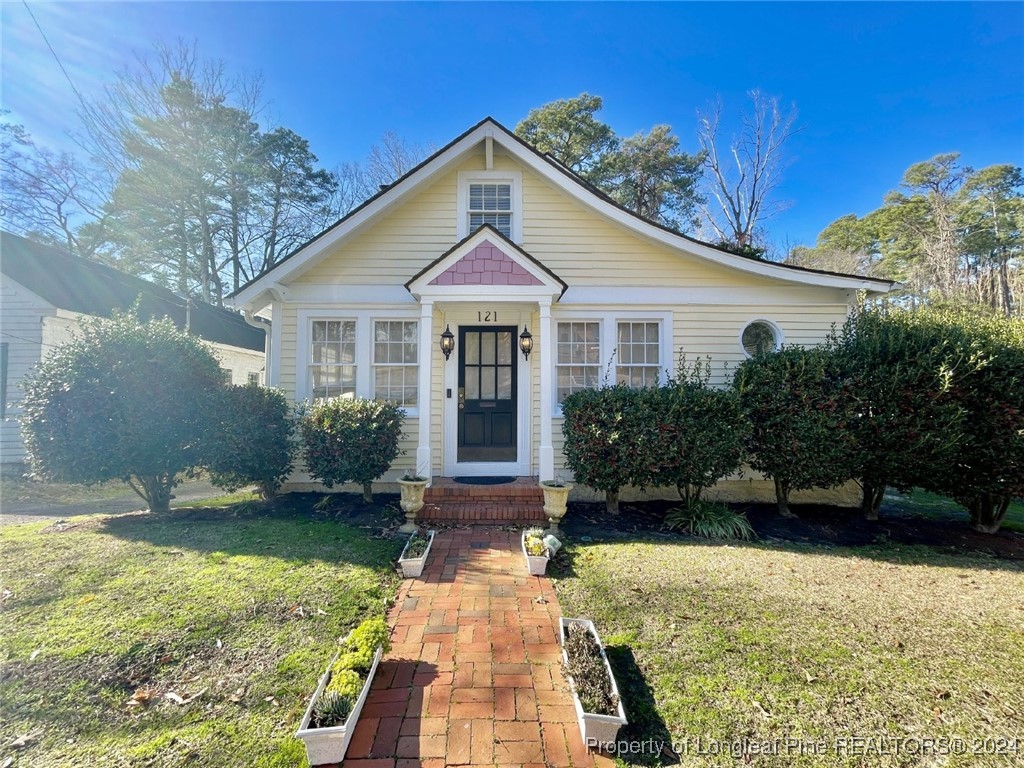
[524,528,547,557]
[311,691,353,729]
[398,529,436,577]
[403,532,429,559]
[296,616,392,764]
[665,499,756,540]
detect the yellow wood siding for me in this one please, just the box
[292,153,780,290]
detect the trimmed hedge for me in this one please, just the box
[298,398,405,502]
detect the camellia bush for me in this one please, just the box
[734,345,857,517]
[648,357,748,506]
[560,386,647,514]
[298,397,405,502]
[20,310,223,512]
[205,384,296,500]
[931,310,1024,533]
[833,308,969,520]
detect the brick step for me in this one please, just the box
[418,501,546,524]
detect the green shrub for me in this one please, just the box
[204,384,296,499]
[664,500,756,540]
[832,308,970,519]
[648,357,748,505]
[20,310,223,512]
[298,398,405,502]
[734,346,857,517]
[931,310,1024,533]
[560,386,648,513]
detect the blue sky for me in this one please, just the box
[2,1,1022,248]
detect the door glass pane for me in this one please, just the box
[481,333,495,365]
[497,367,512,399]
[465,332,479,364]
[497,332,512,364]
[481,367,496,399]
[465,367,479,399]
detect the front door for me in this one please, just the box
[458,326,517,462]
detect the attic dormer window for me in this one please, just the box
[468,183,512,238]
[457,170,523,242]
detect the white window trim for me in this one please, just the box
[551,310,673,415]
[296,308,421,416]
[457,170,523,243]
[738,318,784,358]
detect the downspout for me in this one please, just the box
[243,309,271,384]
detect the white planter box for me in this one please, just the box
[521,531,550,576]
[295,643,383,765]
[560,617,628,749]
[398,529,435,578]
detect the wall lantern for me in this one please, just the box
[519,327,534,360]
[439,324,455,361]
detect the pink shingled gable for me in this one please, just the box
[428,240,544,286]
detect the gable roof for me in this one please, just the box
[229,117,893,308]
[1,231,265,352]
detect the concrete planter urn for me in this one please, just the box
[560,617,628,750]
[540,481,573,534]
[398,529,435,578]
[295,644,383,765]
[397,476,428,533]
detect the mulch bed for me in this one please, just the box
[561,498,1024,561]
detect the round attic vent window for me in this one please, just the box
[741,321,780,357]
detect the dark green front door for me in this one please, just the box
[458,327,517,462]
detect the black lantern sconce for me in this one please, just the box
[439,324,455,361]
[519,327,533,360]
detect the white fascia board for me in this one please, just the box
[231,126,496,309]
[491,131,894,295]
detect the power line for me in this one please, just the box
[22,1,92,114]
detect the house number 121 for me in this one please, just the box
[477,311,497,322]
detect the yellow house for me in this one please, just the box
[230,118,892,504]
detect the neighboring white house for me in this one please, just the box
[0,230,267,465]
[229,117,893,502]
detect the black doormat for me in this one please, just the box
[452,476,516,485]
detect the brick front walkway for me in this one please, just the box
[323,528,612,768]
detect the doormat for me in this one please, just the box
[452,476,516,485]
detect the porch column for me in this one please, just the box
[538,299,555,480]
[416,300,434,481]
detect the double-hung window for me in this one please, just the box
[373,320,418,407]
[306,316,419,409]
[616,322,661,388]
[468,183,512,239]
[555,315,668,407]
[310,319,356,400]
[556,321,601,403]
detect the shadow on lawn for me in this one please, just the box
[557,500,1024,573]
[98,492,407,566]
[604,644,679,765]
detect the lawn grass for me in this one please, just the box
[553,538,1024,767]
[0,499,404,767]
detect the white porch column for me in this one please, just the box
[538,299,555,480]
[416,301,434,481]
